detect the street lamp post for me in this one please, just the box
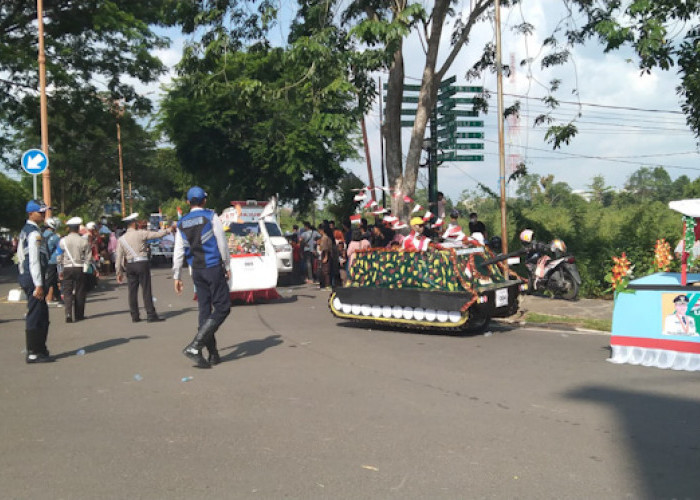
[37,0,51,213]
[113,101,126,218]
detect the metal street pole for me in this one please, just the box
[361,116,376,203]
[379,77,386,208]
[37,0,51,213]
[495,0,509,263]
[116,112,126,218]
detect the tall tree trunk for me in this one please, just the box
[384,44,405,216]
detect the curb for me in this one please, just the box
[495,317,611,335]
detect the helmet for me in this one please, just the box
[187,186,207,203]
[520,229,534,243]
[551,239,567,253]
[86,221,96,230]
[46,217,60,229]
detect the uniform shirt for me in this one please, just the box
[17,220,46,287]
[401,231,430,252]
[43,228,61,265]
[172,207,230,280]
[58,232,92,270]
[664,314,699,336]
[115,227,167,277]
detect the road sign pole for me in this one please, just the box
[33,175,37,200]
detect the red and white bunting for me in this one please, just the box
[383,215,398,223]
[422,211,433,221]
[350,214,362,225]
[353,192,366,202]
[433,217,444,227]
[371,208,388,215]
[403,195,414,204]
[393,221,408,230]
[411,204,423,214]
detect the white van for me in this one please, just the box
[221,200,293,276]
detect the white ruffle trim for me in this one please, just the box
[608,345,700,371]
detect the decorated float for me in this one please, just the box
[328,242,522,333]
[220,199,280,303]
[609,199,700,370]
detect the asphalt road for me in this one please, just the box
[0,266,698,499]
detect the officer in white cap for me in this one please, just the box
[174,186,231,368]
[116,213,172,322]
[17,200,52,362]
[58,217,92,322]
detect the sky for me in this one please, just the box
[122,1,700,203]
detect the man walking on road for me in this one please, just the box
[116,213,171,323]
[17,200,52,363]
[58,217,92,323]
[173,186,231,368]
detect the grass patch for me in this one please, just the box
[524,312,611,332]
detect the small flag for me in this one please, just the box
[422,211,433,221]
[177,206,182,220]
[350,214,362,225]
[411,204,423,214]
[393,221,408,230]
[371,208,388,215]
[354,192,366,202]
[392,189,402,199]
[403,195,413,204]
[433,217,444,227]
[384,215,398,223]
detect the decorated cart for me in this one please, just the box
[329,244,521,333]
[609,199,700,370]
[220,201,280,303]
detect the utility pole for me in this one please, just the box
[379,77,386,208]
[37,0,51,213]
[115,102,126,218]
[495,0,509,261]
[361,116,376,202]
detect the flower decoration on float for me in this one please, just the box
[654,238,672,272]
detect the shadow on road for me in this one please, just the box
[567,384,700,499]
[52,335,150,360]
[219,334,283,363]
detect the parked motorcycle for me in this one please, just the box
[517,229,581,300]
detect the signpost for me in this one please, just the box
[385,75,485,208]
[21,149,49,200]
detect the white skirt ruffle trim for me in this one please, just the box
[608,345,700,371]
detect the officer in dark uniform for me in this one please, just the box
[17,200,52,363]
[173,186,231,368]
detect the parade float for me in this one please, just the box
[219,199,280,303]
[609,199,700,370]
[328,242,522,333]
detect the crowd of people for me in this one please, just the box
[284,210,489,288]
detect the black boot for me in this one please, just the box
[207,337,220,365]
[182,319,219,368]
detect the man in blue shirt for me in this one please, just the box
[173,187,231,368]
[43,217,62,305]
[17,200,52,363]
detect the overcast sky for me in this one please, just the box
[142,1,700,203]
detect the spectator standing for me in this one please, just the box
[116,213,170,323]
[58,217,92,323]
[468,212,487,238]
[43,217,62,305]
[173,186,231,368]
[300,221,320,284]
[17,200,52,363]
[317,225,333,289]
[347,227,370,269]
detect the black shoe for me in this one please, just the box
[132,317,141,323]
[147,316,165,323]
[65,317,73,323]
[208,351,221,366]
[183,346,211,368]
[26,353,54,364]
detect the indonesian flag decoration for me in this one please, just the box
[433,217,444,227]
[403,195,414,204]
[353,191,366,202]
[411,204,423,214]
[363,200,378,210]
[422,211,433,222]
[445,225,463,238]
[392,188,402,199]
[371,208,388,215]
[393,221,408,230]
[177,206,182,220]
[384,215,398,223]
[350,214,362,225]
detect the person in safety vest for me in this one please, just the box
[173,187,232,368]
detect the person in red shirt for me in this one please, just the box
[401,217,430,252]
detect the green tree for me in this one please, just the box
[587,175,615,207]
[0,173,31,232]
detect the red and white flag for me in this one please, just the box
[393,221,408,230]
[371,208,388,215]
[403,195,414,204]
[433,217,444,227]
[422,211,434,221]
[350,214,362,225]
[411,204,423,214]
[383,215,398,223]
[353,192,366,202]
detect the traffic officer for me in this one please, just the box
[58,217,92,322]
[43,217,62,305]
[173,186,231,368]
[116,213,171,322]
[17,200,52,363]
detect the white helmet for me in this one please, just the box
[46,217,60,229]
[86,221,96,230]
[520,229,534,243]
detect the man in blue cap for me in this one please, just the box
[17,200,52,363]
[173,186,231,368]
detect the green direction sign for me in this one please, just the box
[441,109,478,117]
[439,75,457,88]
[401,109,418,116]
[436,153,484,162]
[454,86,483,93]
[437,87,457,99]
[452,143,484,150]
[400,120,416,127]
[453,132,484,139]
[441,97,477,105]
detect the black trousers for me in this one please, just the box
[193,265,231,351]
[126,260,156,320]
[21,282,49,355]
[45,264,60,300]
[62,267,86,320]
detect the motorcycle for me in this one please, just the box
[517,230,581,300]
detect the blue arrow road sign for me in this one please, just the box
[21,149,49,175]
